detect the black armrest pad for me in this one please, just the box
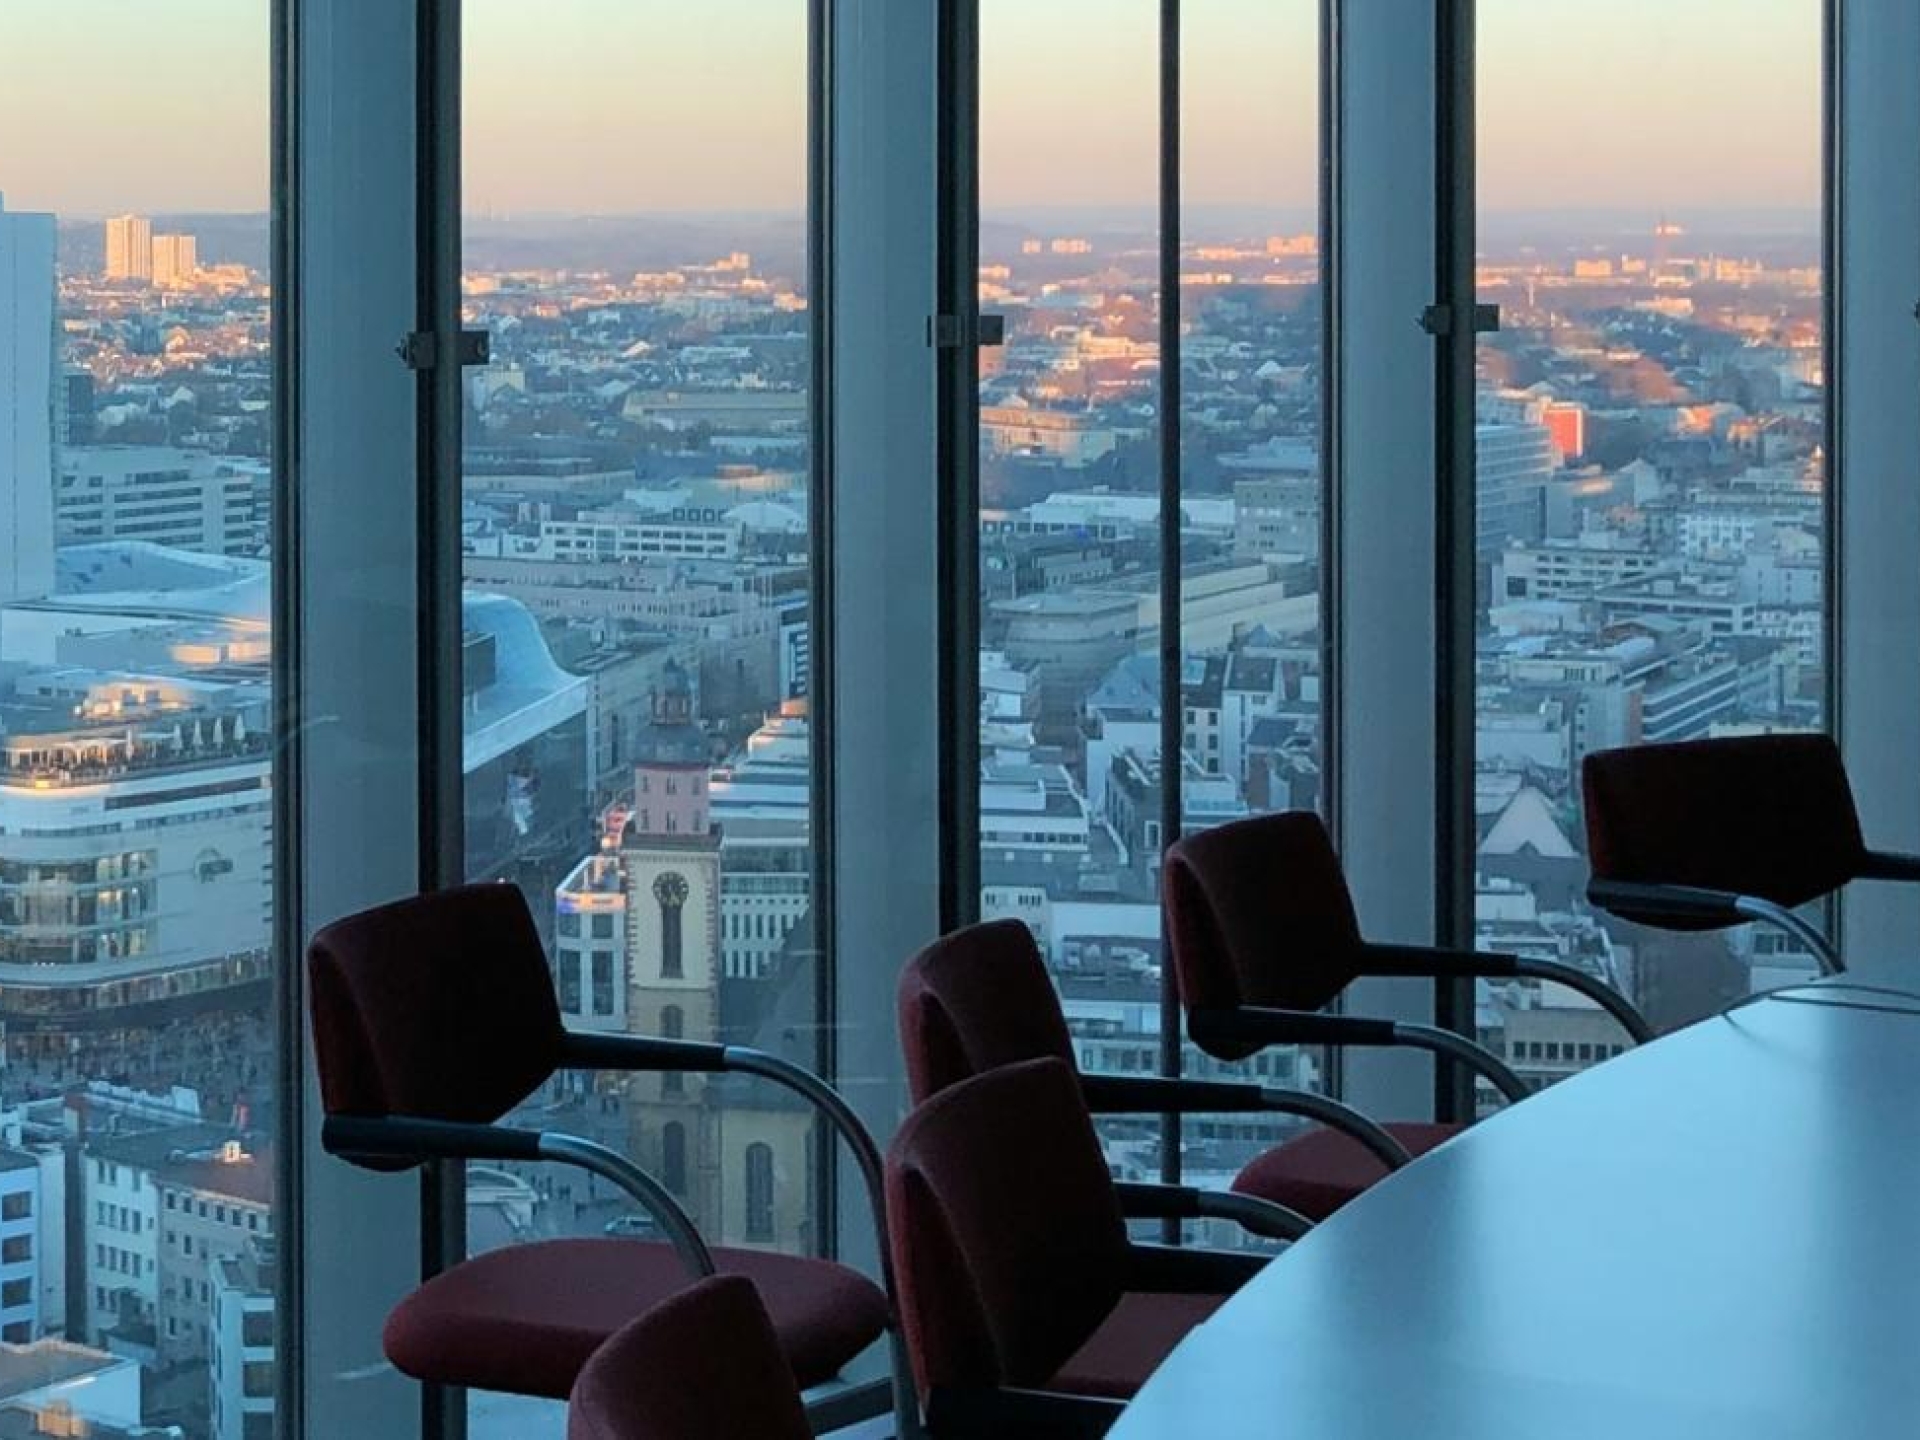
[560,1030,729,1072]
[1587,878,1744,923]
[1861,850,1920,884]
[1082,1074,1272,1115]
[1123,1242,1268,1295]
[1113,1183,1200,1222]
[322,1114,543,1166]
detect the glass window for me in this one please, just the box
[744,1141,775,1242]
[661,1121,688,1195]
[1474,0,1825,1094]
[0,8,276,1429]
[977,0,1162,1204]
[976,0,1325,1214]
[590,951,614,1017]
[661,1004,684,1095]
[462,7,819,1429]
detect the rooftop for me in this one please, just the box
[0,1341,128,1405]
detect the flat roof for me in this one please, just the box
[0,1340,127,1403]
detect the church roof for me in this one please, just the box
[1479,784,1578,860]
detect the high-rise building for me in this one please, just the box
[57,445,261,556]
[103,214,153,282]
[152,232,198,288]
[0,195,56,607]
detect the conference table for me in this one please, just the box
[1113,982,1920,1438]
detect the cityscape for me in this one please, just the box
[0,3,1823,1428]
[0,184,1825,1435]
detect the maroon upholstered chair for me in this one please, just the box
[308,883,902,1429]
[887,1057,1268,1437]
[899,918,1409,1227]
[1163,812,1652,1216]
[567,1276,809,1440]
[1582,734,1920,975]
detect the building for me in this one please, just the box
[709,706,812,981]
[103,216,152,283]
[0,1340,141,1431]
[1478,416,1556,562]
[0,657,273,1051]
[149,234,198,289]
[617,661,725,1219]
[56,447,259,557]
[0,197,56,607]
[980,405,1120,467]
[154,1138,271,1366]
[553,853,628,1030]
[0,1155,37,1344]
[208,1241,273,1440]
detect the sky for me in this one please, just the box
[0,0,1819,221]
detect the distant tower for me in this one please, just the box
[0,194,57,606]
[619,661,722,1215]
[105,215,153,282]
[151,233,198,288]
[1652,215,1684,278]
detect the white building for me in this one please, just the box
[0,1339,142,1430]
[209,1242,274,1440]
[151,234,199,289]
[0,1152,39,1342]
[0,196,57,606]
[57,446,259,557]
[104,216,153,283]
[80,1137,164,1352]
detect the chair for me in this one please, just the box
[1163,812,1652,1215]
[307,882,905,1431]
[1582,733,1920,975]
[567,1276,809,1440]
[899,918,1412,1227]
[887,1056,1270,1438]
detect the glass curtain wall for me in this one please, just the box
[1174,0,1326,1190]
[1472,1,1826,1095]
[975,0,1328,1214]
[0,5,278,1437]
[461,4,817,1435]
[974,0,1166,1190]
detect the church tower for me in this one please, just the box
[620,660,723,1222]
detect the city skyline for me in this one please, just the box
[0,0,1819,217]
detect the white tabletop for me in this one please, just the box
[1114,985,1920,1439]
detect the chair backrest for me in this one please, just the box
[1581,734,1867,923]
[1163,812,1364,1056]
[897,919,1077,1105]
[307,884,564,1140]
[885,1057,1130,1397]
[567,1275,810,1440]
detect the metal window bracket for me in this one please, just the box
[927,313,1007,349]
[1419,302,1500,336]
[397,328,492,370]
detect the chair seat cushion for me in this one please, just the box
[1047,1291,1226,1399]
[1232,1121,1460,1221]
[384,1237,888,1399]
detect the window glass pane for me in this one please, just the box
[462,4,815,1433]
[1176,0,1325,1204]
[0,6,277,1437]
[1475,0,1824,1101]
[977,0,1163,1197]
